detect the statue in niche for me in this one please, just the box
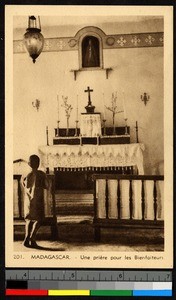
[82,36,100,68]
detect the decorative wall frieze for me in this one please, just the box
[103,32,164,49]
[14,30,163,54]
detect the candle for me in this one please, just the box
[46,126,49,145]
[122,91,127,119]
[76,95,78,120]
[135,121,138,143]
[57,94,59,121]
[103,92,106,119]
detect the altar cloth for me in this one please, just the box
[39,143,145,174]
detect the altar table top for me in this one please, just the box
[39,143,145,174]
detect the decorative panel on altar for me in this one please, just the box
[53,127,130,145]
[80,113,101,137]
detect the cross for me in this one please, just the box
[84,86,93,106]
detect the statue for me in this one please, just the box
[82,37,100,68]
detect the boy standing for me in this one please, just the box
[22,155,48,248]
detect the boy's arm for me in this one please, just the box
[21,175,35,199]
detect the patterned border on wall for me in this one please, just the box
[14,31,164,53]
[103,32,164,49]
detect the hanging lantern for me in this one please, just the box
[23,16,44,63]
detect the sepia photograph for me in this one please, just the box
[5,5,173,268]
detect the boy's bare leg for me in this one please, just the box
[23,220,33,247]
[30,221,41,247]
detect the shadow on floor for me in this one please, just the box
[14,223,164,252]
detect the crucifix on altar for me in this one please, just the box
[84,86,95,113]
[81,86,101,137]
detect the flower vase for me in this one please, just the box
[66,118,69,136]
[113,114,116,135]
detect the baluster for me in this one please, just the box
[105,179,109,219]
[153,180,157,221]
[131,166,134,175]
[94,179,101,242]
[17,176,22,219]
[94,179,97,219]
[129,180,133,219]
[117,179,121,219]
[141,180,145,220]
[49,175,58,240]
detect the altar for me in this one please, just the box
[41,87,144,189]
[39,143,145,174]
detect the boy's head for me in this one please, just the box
[28,155,40,169]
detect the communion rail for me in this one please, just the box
[92,174,164,242]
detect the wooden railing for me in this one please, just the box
[13,175,23,219]
[13,174,58,240]
[92,174,164,242]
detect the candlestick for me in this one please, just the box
[102,119,106,136]
[102,93,106,119]
[122,91,127,119]
[135,121,139,143]
[97,134,99,145]
[57,94,59,121]
[124,118,128,135]
[57,120,60,136]
[76,95,78,120]
[75,120,79,136]
[80,134,82,146]
[46,126,49,146]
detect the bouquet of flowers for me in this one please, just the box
[105,92,123,134]
[61,96,73,135]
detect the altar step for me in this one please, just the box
[55,190,94,216]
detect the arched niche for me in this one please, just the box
[78,30,103,70]
[70,27,112,80]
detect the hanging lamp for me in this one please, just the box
[23,16,44,63]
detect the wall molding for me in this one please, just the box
[14,26,164,53]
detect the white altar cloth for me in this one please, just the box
[39,143,145,174]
